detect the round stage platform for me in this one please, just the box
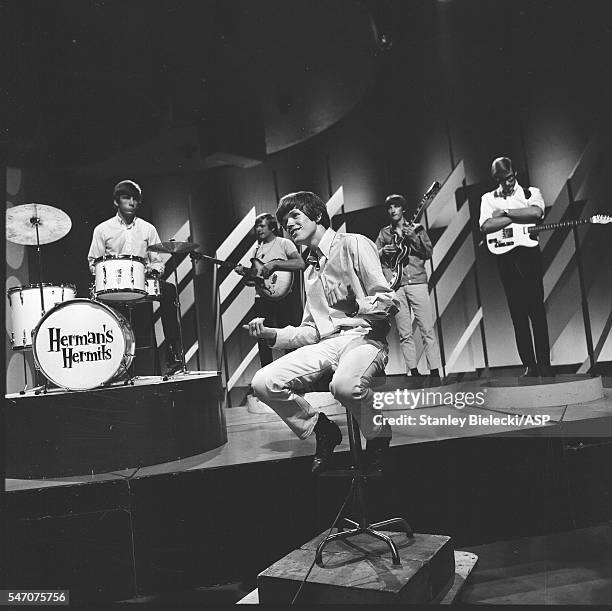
[479,374,604,410]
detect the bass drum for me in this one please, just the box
[33,299,135,390]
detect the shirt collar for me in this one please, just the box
[495,182,521,199]
[116,213,137,228]
[316,227,336,260]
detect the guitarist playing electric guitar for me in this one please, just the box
[480,156,552,378]
[375,192,442,382]
[192,213,304,413]
[236,213,305,369]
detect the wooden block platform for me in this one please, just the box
[480,374,603,410]
[256,531,455,604]
[238,550,478,604]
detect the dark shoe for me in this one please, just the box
[365,423,392,473]
[410,368,422,377]
[521,365,539,378]
[428,369,443,385]
[539,365,555,378]
[311,413,342,475]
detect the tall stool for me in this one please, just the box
[315,375,413,565]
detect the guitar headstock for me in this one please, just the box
[591,214,612,225]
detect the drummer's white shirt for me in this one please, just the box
[87,213,164,275]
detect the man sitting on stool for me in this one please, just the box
[244,191,399,475]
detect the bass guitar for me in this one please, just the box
[486,214,611,255]
[387,181,441,290]
[190,252,293,301]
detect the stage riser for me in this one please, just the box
[5,374,226,478]
[4,480,137,602]
[4,432,612,603]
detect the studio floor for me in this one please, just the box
[119,522,612,605]
[6,374,612,492]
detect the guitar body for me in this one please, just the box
[384,181,442,290]
[486,223,539,255]
[242,258,293,301]
[486,215,612,255]
[388,236,409,290]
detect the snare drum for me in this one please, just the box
[33,299,135,390]
[7,283,77,350]
[93,255,147,302]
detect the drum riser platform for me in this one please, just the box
[4,425,612,604]
[5,374,226,478]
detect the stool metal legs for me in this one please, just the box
[315,410,413,566]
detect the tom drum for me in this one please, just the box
[93,254,147,302]
[7,283,77,350]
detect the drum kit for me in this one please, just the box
[6,203,199,393]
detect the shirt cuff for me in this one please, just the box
[271,326,292,349]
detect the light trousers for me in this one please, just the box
[394,283,441,371]
[251,329,388,440]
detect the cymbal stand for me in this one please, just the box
[16,211,49,395]
[31,209,46,319]
[172,259,187,374]
[123,304,136,385]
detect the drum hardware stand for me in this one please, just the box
[19,350,30,395]
[161,269,186,381]
[147,239,202,378]
[123,304,137,385]
[32,363,49,395]
[172,255,187,375]
[122,357,136,386]
[31,211,47,319]
[16,348,49,395]
[6,203,72,395]
[30,213,50,395]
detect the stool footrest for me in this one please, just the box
[315,519,413,566]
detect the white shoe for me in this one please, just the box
[246,394,274,414]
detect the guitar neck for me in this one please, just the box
[400,182,442,230]
[529,218,591,235]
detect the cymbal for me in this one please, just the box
[6,203,72,245]
[147,240,200,254]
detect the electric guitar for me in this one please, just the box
[387,181,441,290]
[190,252,293,301]
[486,214,612,255]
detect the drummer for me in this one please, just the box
[87,180,182,374]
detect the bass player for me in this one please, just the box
[375,193,441,381]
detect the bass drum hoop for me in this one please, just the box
[32,298,135,391]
